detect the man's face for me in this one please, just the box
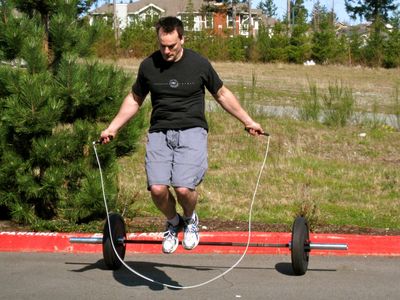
[158,28,184,62]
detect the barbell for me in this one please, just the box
[69,213,348,275]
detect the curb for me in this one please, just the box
[1,231,400,256]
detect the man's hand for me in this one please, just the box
[245,122,265,136]
[99,130,115,144]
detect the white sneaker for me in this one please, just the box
[162,215,183,254]
[182,213,200,250]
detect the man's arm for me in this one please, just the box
[100,92,144,143]
[213,85,264,136]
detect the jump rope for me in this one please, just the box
[93,132,271,289]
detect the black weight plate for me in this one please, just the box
[291,216,310,275]
[102,212,126,270]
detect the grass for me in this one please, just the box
[392,84,400,129]
[109,58,400,113]
[114,105,399,231]
[102,59,400,231]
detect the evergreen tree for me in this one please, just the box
[311,0,336,30]
[0,1,146,227]
[183,0,195,31]
[291,0,308,25]
[383,9,400,67]
[257,22,290,62]
[227,35,251,61]
[311,3,339,64]
[345,0,399,66]
[12,0,94,58]
[347,26,365,65]
[119,18,157,58]
[257,0,277,18]
[286,0,311,63]
[363,22,386,66]
[345,0,398,23]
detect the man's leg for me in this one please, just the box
[150,184,184,254]
[175,187,200,250]
[150,184,177,220]
[171,128,207,251]
[174,187,198,219]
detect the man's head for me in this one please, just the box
[155,16,184,62]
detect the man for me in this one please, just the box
[100,16,264,254]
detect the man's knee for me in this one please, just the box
[174,187,193,199]
[150,185,169,199]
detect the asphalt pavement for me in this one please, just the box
[1,252,399,300]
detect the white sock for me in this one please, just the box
[184,212,195,222]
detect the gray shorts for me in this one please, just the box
[145,127,208,190]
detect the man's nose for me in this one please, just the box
[163,47,170,55]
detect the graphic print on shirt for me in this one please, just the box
[169,79,178,88]
[153,79,196,89]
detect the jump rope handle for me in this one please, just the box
[245,128,270,136]
[94,135,114,145]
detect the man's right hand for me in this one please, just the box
[99,130,115,144]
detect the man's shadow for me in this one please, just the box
[68,259,335,289]
[68,259,214,290]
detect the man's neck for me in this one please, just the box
[174,48,184,62]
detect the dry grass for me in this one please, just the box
[115,106,399,230]
[107,59,400,230]
[108,58,400,113]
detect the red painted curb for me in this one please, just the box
[1,231,399,256]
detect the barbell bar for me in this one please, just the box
[69,237,347,251]
[69,213,348,275]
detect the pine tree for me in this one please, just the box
[257,0,277,18]
[0,1,146,227]
[345,1,399,67]
[184,0,195,31]
[345,0,398,23]
[347,27,365,65]
[286,0,311,63]
[120,18,157,58]
[383,10,400,67]
[256,22,290,63]
[311,3,339,64]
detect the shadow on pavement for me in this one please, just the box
[275,262,337,276]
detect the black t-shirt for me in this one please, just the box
[132,48,223,132]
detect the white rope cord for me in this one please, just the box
[93,135,270,289]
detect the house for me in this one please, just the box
[209,2,265,36]
[89,0,265,37]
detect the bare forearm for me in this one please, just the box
[101,92,143,141]
[109,94,140,129]
[213,85,264,136]
[214,86,254,126]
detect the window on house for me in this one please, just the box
[227,13,233,28]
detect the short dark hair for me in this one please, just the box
[155,16,184,39]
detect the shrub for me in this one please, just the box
[322,82,355,127]
[0,1,146,227]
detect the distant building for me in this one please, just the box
[89,0,267,37]
[335,21,395,47]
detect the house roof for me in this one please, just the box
[91,0,205,16]
[128,0,204,15]
[90,3,113,14]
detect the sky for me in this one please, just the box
[94,0,400,24]
[254,0,352,23]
